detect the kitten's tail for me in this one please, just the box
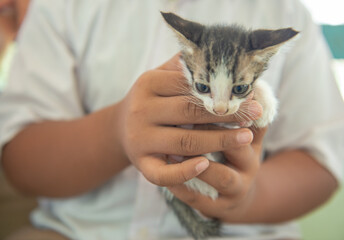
[162,188,221,240]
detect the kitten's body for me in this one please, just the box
[161,12,298,240]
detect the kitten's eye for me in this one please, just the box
[232,85,249,95]
[195,82,210,93]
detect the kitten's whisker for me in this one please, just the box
[236,109,250,122]
[238,107,260,122]
[184,95,205,109]
[237,109,260,132]
[172,82,192,95]
[234,112,245,124]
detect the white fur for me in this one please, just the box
[184,173,218,200]
[253,80,278,127]
[210,64,232,113]
[179,60,278,200]
[179,80,277,199]
[180,59,193,85]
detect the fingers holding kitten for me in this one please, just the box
[139,155,209,186]
[150,97,262,125]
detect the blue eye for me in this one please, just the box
[232,85,249,95]
[195,82,210,93]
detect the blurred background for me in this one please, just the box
[297,1,344,240]
[0,0,343,239]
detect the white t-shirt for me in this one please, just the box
[0,0,343,239]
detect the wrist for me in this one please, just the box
[98,102,131,171]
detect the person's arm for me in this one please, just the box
[14,0,29,27]
[2,104,130,197]
[246,149,337,223]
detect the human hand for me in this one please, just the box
[167,125,266,222]
[118,54,263,187]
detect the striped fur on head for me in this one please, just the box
[162,12,298,116]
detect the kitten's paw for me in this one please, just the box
[253,80,278,128]
[185,178,218,200]
[240,120,253,128]
[254,103,277,128]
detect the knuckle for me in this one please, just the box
[137,70,154,85]
[179,133,200,154]
[128,103,143,117]
[218,132,233,149]
[219,173,235,191]
[127,100,149,120]
[182,101,202,120]
[133,70,156,93]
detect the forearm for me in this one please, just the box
[240,150,338,223]
[2,103,130,197]
[15,0,30,26]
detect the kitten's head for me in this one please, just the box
[162,12,298,116]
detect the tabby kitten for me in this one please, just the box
[161,12,298,240]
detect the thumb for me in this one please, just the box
[139,155,209,186]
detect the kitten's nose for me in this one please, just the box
[213,106,229,115]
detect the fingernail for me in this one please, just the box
[237,131,253,144]
[195,160,209,173]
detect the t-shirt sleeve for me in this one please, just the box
[265,0,344,182]
[0,0,85,157]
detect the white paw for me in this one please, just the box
[184,178,218,200]
[254,102,277,128]
[253,80,278,128]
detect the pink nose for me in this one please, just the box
[213,108,229,115]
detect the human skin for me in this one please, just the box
[2,54,337,223]
[2,54,261,196]
[0,0,30,27]
[168,131,338,223]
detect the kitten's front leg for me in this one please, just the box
[253,80,278,128]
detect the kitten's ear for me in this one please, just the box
[248,28,299,62]
[161,12,204,47]
[249,28,299,51]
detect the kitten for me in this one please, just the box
[161,12,299,240]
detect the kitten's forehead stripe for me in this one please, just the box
[180,23,281,94]
[231,48,240,84]
[205,46,211,82]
